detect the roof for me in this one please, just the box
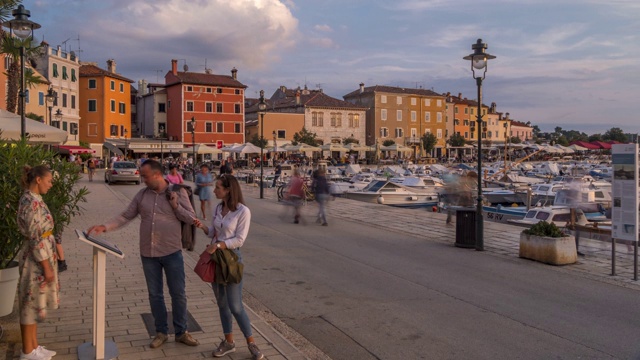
[510,120,531,128]
[79,64,134,83]
[165,71,247,89]
[343,85,444,99]
[569,141,600,150]
[247,91,367,113]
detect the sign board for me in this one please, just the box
[76,229,125,258]
[611,144,639,242]
[216,140,224,149]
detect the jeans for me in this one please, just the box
[141,250,188,336]
[316,194,329,224]
[211,250,252,337]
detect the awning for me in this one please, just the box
[103,142,124,156]
[57,145,96,155]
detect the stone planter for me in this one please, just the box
[519,233,577,265]
[0,261,19,317]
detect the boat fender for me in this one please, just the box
[432,206,438,212]
[377,195,385,204]
[408,196,418,201]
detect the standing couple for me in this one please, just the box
[88,160,263,359]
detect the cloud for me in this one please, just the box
[314,24,333,32]
[308,37,337,49]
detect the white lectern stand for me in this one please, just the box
[76,229,125,360]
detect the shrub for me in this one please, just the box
[522,221,566,238]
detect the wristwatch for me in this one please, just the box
[216,243,222,249]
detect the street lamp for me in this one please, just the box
[3,5,41,139]
[45,87,55,126]
[190,117,196,179]
[124,128,128,160]
[54,109,63,129]
[463,38,496,251]
[258,90,267,199]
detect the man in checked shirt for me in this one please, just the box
[88,159,200,349]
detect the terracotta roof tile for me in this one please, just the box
[165,71,247,88]
[79,64,133,83]
[343,85,444,98]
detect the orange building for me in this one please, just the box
[164,60,247,148]
[79,60,133,154]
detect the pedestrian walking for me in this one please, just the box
[87,160,200,349]
[166,165,184,185]
[87,158,96,182]
[16,165,59,360]
[286,169,304,224]
[313,168,330,226]
[272,161,282,187]
[192,174,263,360]
[195,164,214,220]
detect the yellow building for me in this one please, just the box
[79,60,133,156]
[24,67,51,123]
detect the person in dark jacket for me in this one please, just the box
[313,168,330,226]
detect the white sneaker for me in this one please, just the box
[37,346,57,357]
[19,348,51,360]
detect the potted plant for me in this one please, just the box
[0,138,88,316]
[519,221,576,265]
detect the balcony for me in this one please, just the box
[405,136,421,145]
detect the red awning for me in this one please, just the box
[590,141,612,149]
[57,145,96,154]
[569,141,600,150]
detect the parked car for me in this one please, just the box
[105,161,141,185]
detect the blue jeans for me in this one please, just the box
[211,250,252,337]
[141,250,188,336]
[316,194,329,224]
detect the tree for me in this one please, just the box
[509,136,522,144]
[556,135,569,146]
[1,33,45,114]
[249,134,268,149]
[421,132,437,155]
[532,125,541,138]
[554,126,563,135]
[342,136,358,145]
[25,112,42,122]
[291,127,319,146]
[588,133,603,142]
[382,139,395,147]
[447,133,466,147]
[603,127,627,142]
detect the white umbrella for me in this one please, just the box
[320,143,349,152]
[345,143,373,151]
[554,144,574,154]
[380,144,412,152]
[180,144,222,154]
[0,109,68,144]
[287,143,321,152]
[569,144,588,151]
[228,142,262,154]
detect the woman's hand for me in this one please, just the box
[193,218,209,235]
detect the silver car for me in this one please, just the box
[105,161,141,185]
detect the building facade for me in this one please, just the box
[164,60,247,148]
[510,120,533,141]
[24,67,50,123]
[78,59,133,155]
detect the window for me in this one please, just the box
[186,101,194,111]
[70,123,78,135]
[62,66,68,80]
[110,125,118,136]
[88,79,96,89]
[234,104,241,114]
[53,63,59,78]
[205,102,213,113]
[71,69,77,82]
[317,112,324,126]
[216,103,223,112]
[464,108,468,114]
[381,109,387,121]
[348,113,360,128]
[235,89,241,95]
[380,127,389,137]
[168,100,171,108]
[120,125,125,136]
[425,99,431,106]
[62,121,68,131]
[62,93,67,108]
[465,131,469,138]
[216,122,223,132]
[88,99,97,112]
[120,83,124,92]
[437,129,442,139]
[187,86,193,92]
[436,99,442,107]
[411,111,416,122]
[119,102,126,114]
[470,108,474,115]
[425,112,431,122]
[396,96,402,105]
[277,130,286,139]
[217,88,223,94]
[312,112,318,126]
[395,128,403,137]
[411,98,416,105]
[330,113,337,127]
[158,103,166,113]
[71,95,76,109]
[396,110,402,121]
[437,113,442,122]
[38,92,44,105]
[425,128,431,134]
[336,113,342,127]
[454,107,459,114]
[411,128,417,137]
[110,100,116,112]
[235,123,241,133]
[110,80,115,91]
[205,122,212,132]
[206,87,212,93]
[463,120,469,126]
[381,95,387,104]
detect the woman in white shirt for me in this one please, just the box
[193,175,263,360]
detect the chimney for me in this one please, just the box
[280,85,286,93]
[458,92,462,99]
[505,112,510,120]
[231,67,237,79]
[171,59,178,75]
[106,59,116,73]
[359,82,365,94]
[295,90,301,105]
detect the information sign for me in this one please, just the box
[611,144,639,242]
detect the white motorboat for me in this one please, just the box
[345,180,439,208]
[330,173,378,195]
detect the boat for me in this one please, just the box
[345,180,439,208]
[507,206,591,227]
[329,173,378,195]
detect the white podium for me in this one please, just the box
[76,229,125,360]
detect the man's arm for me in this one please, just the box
[172,188,196,223]
[88,189,142,235]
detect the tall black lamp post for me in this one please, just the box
[54,109,63,129]
[45,87,55,126]
[258,90,267,199]
[124,128,129,160]
[190,117,196,179]
[463,38,496,251]
[3,5,41,139]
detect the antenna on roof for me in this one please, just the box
[61,37,71,53]
[71,35,83,60]
[201,58,212,74]
[154,70,163,82]
[179,59,189,72]
[316,83,322,90]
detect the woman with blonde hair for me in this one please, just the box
[16,165,59,360]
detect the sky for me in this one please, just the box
[21,0,640,135]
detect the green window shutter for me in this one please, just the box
[62,66,68,80]
[71,69,77,82]
[53,64,59,78]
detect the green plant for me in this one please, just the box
[0,137,88,269]
[522,221,566,238]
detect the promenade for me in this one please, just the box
[3,169,640,359]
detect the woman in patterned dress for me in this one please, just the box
[16,165,59,360]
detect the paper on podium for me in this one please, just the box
[76,229,125,258]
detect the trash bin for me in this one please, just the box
[455,207,476,248]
